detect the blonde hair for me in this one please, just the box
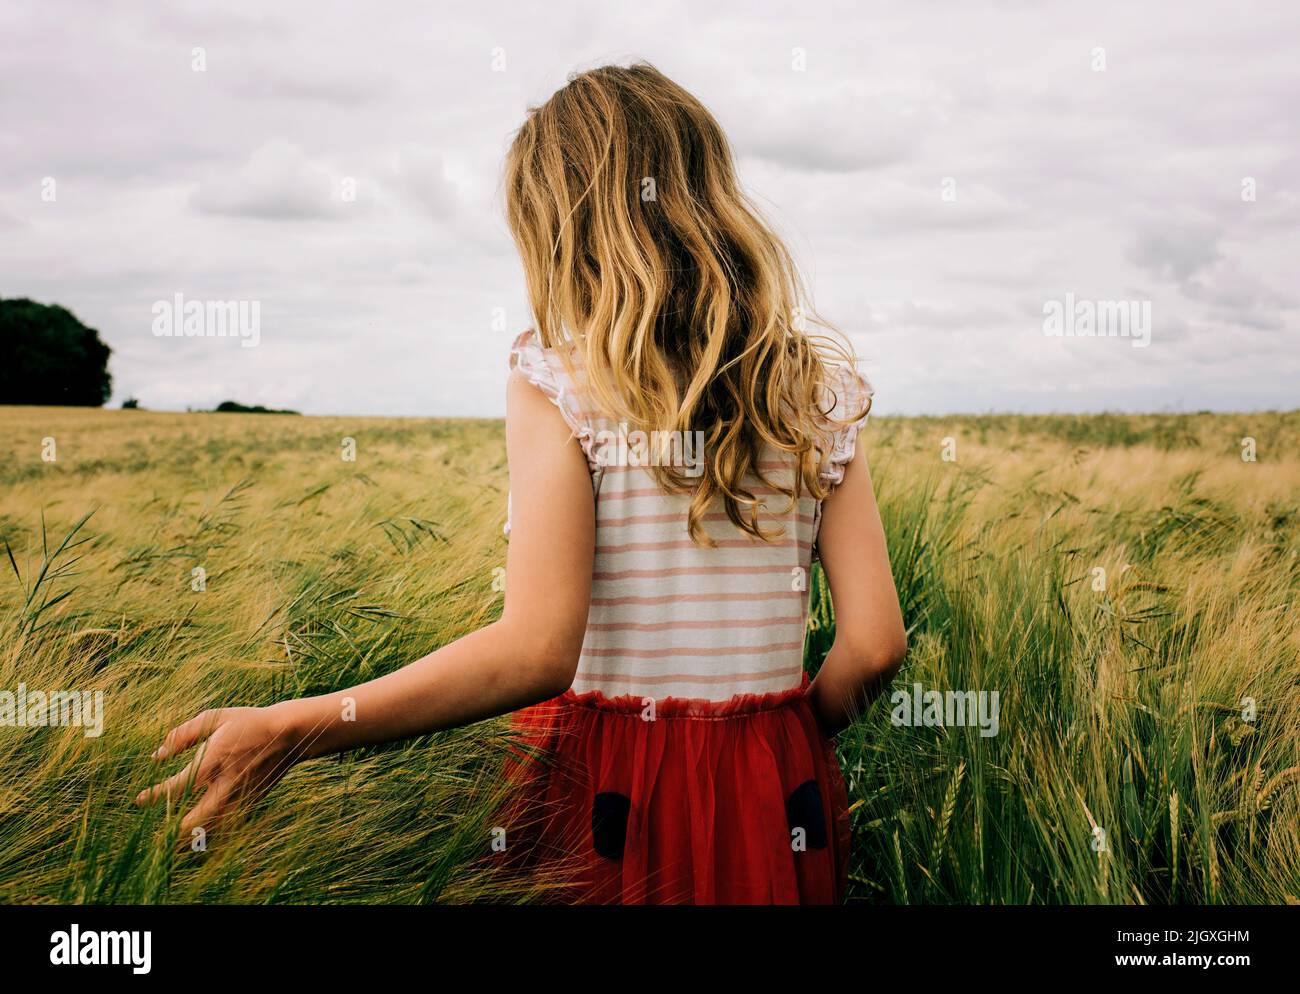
[504,62,866,544]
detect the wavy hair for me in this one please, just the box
[504,62,866,544]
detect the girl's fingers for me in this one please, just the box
[133,755,207,806]
[180,778,234,835]
[153,709,226,760]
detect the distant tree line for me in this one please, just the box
[0,297,112,405]
[1,298,301,414]
[213,401,301,415]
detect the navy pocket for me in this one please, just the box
[785,779,828,850]
[591,791,632,859]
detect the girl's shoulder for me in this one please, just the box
[815,362,874,492]
[508,329,599,469]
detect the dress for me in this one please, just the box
[501,329,873,904]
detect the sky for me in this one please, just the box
[1,0,1296,416]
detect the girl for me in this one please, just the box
[137,63,907,905]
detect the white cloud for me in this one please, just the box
[0,0,1295,415]
[191,140,346,220]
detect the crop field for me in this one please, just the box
[1,406,1297,904]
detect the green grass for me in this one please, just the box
[2,406,1297,903]
[807,412,1300,904]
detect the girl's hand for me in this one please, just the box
[129,366,594,830]
[134,705,300,835]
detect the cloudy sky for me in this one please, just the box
[1,0,1296,416]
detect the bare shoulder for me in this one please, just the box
[506,366,579,451]
[507,365,555,415]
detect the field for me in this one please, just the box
[1,406,1297,904]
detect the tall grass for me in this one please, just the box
[808,412,1300,903]
[0,410,546,903]
[2,406,1297,903]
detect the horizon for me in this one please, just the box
[5,397,1298,420]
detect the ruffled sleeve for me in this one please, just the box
[504,329,600,537]
[817,364,874,493]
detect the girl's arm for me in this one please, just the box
[806,446,907,735]
[135,369,595,832]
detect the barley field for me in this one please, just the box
[1,406,1297,904]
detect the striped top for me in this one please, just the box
[505,330,872,702]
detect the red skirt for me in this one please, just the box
[499,679,850,905]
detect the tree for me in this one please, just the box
[0,297,112,406]
[213,400,300,415]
